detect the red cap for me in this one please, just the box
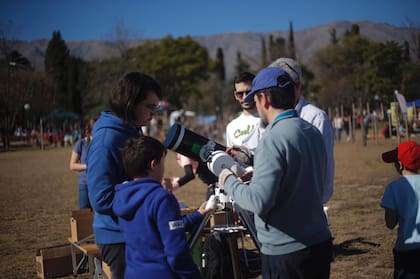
[382,141,420,170]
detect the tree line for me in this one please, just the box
[1,22,419,150]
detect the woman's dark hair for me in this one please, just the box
[85,117,97,143]
[109,72,162,121]
[259,76,295,109]
[122,136,166,178]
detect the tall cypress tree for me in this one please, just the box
[288,21,296,59]
[235,51,250,75]
[261,37,267,67]
[330,28,339,45]
[417,33,420,61]
[215,47,226,82]
[45,31,70,109]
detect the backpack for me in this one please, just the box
[201,231,234,279]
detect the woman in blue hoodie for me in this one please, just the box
[113,136,212,279]
[86,72,162,279]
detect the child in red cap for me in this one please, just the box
[380,140,420,278]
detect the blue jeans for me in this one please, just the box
[78,183,91,209]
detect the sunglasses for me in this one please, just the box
[234,90,251,98]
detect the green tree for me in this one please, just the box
[310,24,415,111]
[234,51,250,75]
[129,36,209,109]
[67,57,89,115]
[261,37,267,67]
[403,41,410,62]
[45,31,70,109]
[0,52,41,150]
[329,28,338,45]
[401,62,420,102]
[213,47,226,82]
[363,40,403,103]
[288,21,296,59]
[269,35,286,61]
[83,57,129,117]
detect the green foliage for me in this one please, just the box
[67,57,89,115]
[0,53,52,135]
[269,35,286,61]
[83,56,129,117]
[288,21,296,59]
[128,36,209,109]
[330,28,338,45]
[261,37,267,68]
[310,23,420,111]
[45,31,70,109]
[401,62,420,101]
[213,47,226,81]
[234,51,250,75]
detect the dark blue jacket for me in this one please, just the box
[113,178,203,279]
[87,111,140,244]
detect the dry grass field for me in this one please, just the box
[0,135,418,278]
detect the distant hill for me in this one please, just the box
[8,20,419,79]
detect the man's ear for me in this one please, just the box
[260,92,271,109]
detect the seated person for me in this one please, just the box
[113,136,212,279]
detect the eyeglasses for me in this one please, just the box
[143,103,161,112]
[234,90,251,99]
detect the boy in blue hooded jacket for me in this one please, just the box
[113,136,212,279]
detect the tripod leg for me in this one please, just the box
[188,210,213,250]
[234,204,261,251]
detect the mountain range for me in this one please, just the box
[8,20,419,80]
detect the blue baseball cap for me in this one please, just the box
[244,67,294,103]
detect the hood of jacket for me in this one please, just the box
[113,178,162,220]
[92,111,140,139]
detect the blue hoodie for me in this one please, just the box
[113,178,203,279]
[87,111,140,244]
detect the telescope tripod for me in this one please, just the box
[187,196,261,279]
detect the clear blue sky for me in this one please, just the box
[2,0,419,41]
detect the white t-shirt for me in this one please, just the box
[226,112,261,147]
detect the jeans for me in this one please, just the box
[98,243,126,279]
[78,183,91,209]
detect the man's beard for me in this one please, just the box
[242,102,256,111]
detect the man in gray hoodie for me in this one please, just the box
[218,67,333,278]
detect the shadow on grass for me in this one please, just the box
[334,237,380,257]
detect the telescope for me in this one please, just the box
[164,124,246,178]
[164,123,226,162]
[164,124,261,252]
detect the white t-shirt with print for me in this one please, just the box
[226,112,261,147]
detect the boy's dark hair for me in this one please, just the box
[258,75,295,109]
[122,136,166,178]
[233,72,255,87]
[109,72,162,122]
